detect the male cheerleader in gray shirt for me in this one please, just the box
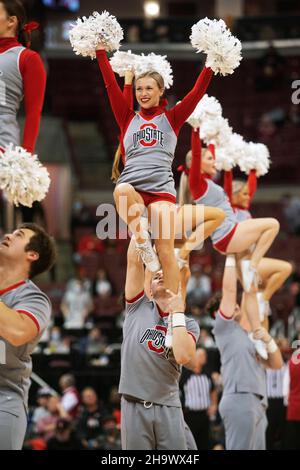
[0,223,56,450]
[209,254,283,450]
[119,237,200,450]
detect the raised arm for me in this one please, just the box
[21,50,47,153]
[125,237,145,301]
[189,128,208,201]
[165,288,196,365]
[123,70,134,108]
[167,67,213,133]
[219,255,237,318]
[224,170,233,203]
[96,49,134,131]
[247,169,257,204]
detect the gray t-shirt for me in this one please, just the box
[0,46,24,148]
[213,311,267,406]
[119,292,200,407]
[0,280,51,412]
[118,113,177,197]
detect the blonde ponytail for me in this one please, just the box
[111,144,123,183]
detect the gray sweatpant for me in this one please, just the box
[0,406,27,450]
[121,397,187,450]
[219,393,267,450]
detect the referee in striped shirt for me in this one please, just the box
[180,348,218,450]
[266,364,287,449]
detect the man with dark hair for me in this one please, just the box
[0,223,56,449]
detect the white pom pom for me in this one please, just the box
[0,145,51,207]
[238,142,271,176]
[215,147,235,171]
[186,94,222,128]
[190,18,242,76]
[134,53,173,89]
[110,50,138,76]
[201,116,232,148]
[254,143,271,176]
[215,133,246,171]
[69,11,123,59]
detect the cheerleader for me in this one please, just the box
[114,69,225,273]
[96,44,213,293]
[224,169,292,325]
[0,0,46,153]
[187,128,280,334]
[0,0,47,230]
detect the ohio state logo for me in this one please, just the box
[140,325,167,354]
[133,123,164,148]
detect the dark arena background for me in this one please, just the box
[0,0,300,453]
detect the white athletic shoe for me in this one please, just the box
[256,292,270,322]
[174,248,189,271]
[135,232,161,273]
[165,314,173,348]
[241,259,258,292]
[248,332,268,360]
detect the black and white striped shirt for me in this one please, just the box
[181,370,214,411]
[266,365,287,399]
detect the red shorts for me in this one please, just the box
[137,190,176,207]
[213,223,238,254]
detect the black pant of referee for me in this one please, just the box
[184,409,210,450]
[266,398,286,450]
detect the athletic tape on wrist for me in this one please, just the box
[266,338,278,354]
[172,313,186,328]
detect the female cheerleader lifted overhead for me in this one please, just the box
[188,128,280,333]
[113,67,225,273]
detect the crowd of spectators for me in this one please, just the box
[25,374,121,450]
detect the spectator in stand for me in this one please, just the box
[46,419,83,450]
[107,386,121,428]
[257,114,277,142]
[76,387,108,449]
[181,348,218,450]
[186,264,212,307]
[59,374,80,418]
[199,328,215,349]
[283,354,300,449]
[76,327,108,356]
[31,388,51,430]
[93,269,113,298]
[188,305,215,333]
[77,234,104,258]
[281,194,300,235]
[255,44,285,92]
[36,395,68,442]
[61,279,94,329]
[71,200,94,230]
[94,415,121,450]
[45,326,70,354]
[287,103,300,126]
